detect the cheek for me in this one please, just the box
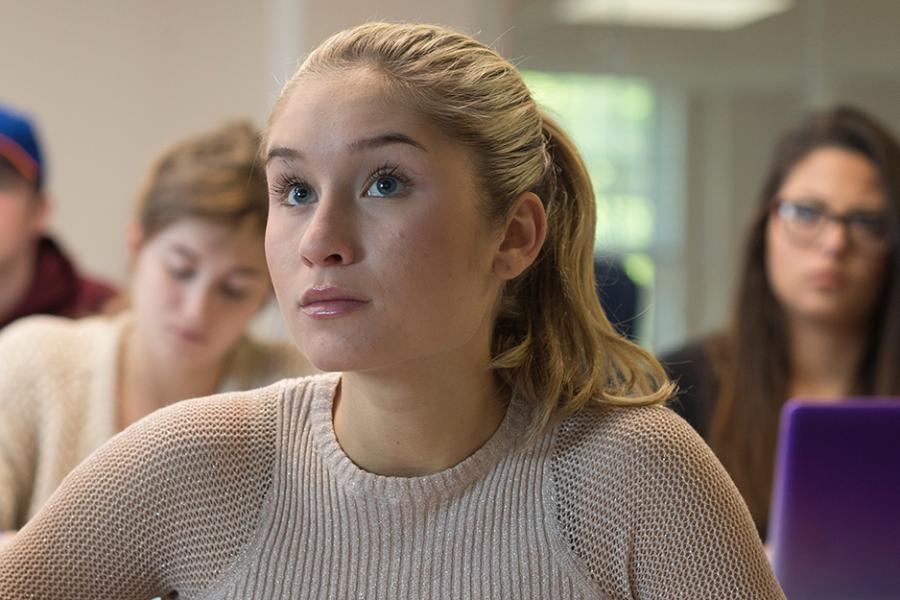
[849,255,889,308]
[0,197,29,233]
[765,223,798,301]
[383,211,496,325]
[213,301,259,340]
[264,220,297,292]
[132,260,179,313]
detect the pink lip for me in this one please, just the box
[808,270,845,289]
[299,286,370,319]
[171,326,207,344]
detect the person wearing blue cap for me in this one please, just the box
[0,103,117,328]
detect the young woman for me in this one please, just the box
[0,23,784,598]
[0,120,314,539]
[664,105,900,536]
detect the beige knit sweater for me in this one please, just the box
[0,313,313,530]
[0,372,785,598]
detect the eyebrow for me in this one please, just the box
[348,132,428,153]
[266,132,428,165]
[266,147,302,165]
[170,245,266,278]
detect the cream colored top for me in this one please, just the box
[0,313,313,530]
[0,373,785,598]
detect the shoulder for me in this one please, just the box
[550,402,723,554]
[0,314,77,344]
[550,403,782,598]
[0,313,118,345]
[127,374,331,455]
[1,381,298,594]
[0,315,117,373]
[127,379,290,448]
[554,400,741,501]
[68,381,293,516]
[553,401,711,484]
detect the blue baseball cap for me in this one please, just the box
[0,104,44,190]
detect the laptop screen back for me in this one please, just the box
[769,398,900,600]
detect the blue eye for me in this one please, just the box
[286,184,315,206]
[780,201,823,226]
[366,176,404,198]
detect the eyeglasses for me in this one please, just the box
[771,198,895,254]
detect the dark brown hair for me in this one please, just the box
[711,105,900,526]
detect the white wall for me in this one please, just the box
[1,0,270,283]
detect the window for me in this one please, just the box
[523,71,661,345]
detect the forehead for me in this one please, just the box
[780,146,885,211]
[148,218,265,261]
[268,69,435,153]
[0,158,35,191]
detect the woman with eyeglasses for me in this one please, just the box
[662,105,900,538]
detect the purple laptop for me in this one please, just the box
[769,398,900,600]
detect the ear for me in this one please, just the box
[126,220,144,262]
[493,191,547,281]
[28,192,51,237]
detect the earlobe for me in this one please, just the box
[494,191,547,281]
[29,193,51,237]
[126,221,144,261]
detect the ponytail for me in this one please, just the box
[287,23,673,434]
[491,113,672,434]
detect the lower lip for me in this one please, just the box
[171,328,206,344]
[300,299,370,319]
[809,273,844,289]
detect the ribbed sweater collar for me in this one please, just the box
[309,375,531,504]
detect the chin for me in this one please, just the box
[305,352,376,374]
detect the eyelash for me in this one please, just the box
[367,163,411,193]
[270,164,413,207]
[270,173,312,207]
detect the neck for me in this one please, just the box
[334,354,508,477]
[787,316,868,400]
[0,246,37,321]
[118,326,227,428]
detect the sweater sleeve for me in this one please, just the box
[0,320,44,531]
[0,383,282,599]
[551,404,785,599]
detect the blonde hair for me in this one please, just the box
[136,120,268,241]
[271,22,672,431]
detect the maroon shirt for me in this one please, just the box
[0,236,119,329]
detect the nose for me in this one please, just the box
[181,281,214,328]
[298,191,358,267]
[818,217,851,257]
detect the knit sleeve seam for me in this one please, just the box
[194,382,287,599]
[539,426,610,599]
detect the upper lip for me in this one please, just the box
[300,286,369,307]
[172,326,207,341]
[809,269,844,282]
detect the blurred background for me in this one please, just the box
[2,0,898,350]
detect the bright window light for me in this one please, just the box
[557,0,793,30]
